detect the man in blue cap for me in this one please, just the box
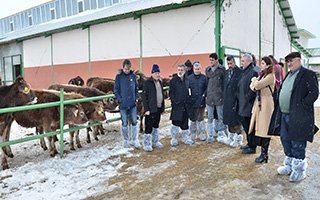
[142,64,165,152]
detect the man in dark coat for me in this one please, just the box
[169,64,193,146]
[114,59,140,149]
[238,53,258,154]
[277,52,319,182]
[222,56,243,147]
[188,61,207,142]
[142,64,165,152]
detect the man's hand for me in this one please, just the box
[144,111,150,116]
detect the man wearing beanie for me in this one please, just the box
[277,52,319,182]
[185,59,194,76]
[142,64,165,152]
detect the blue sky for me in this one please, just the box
[0,0,319,48]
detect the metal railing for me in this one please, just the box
[0,86,170,157]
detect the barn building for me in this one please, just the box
[0,0,302,88]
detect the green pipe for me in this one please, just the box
[259,0,262,63]
[88,26,92,78]
[272,0,275,56]
[139,16,143,72]
[21,45,24,77]
[215,0,222,58]
[59,89,65,158]
[51,35,54,84]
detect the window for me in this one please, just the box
[28,15,33,26]
[78,0,84,13]
[10,21,14,32]
[50,8,56,19]
[112,0,120,4]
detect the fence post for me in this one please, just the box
[59,88,65,158]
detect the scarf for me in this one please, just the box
[256,70,265,111]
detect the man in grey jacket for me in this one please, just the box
[205,53,227,143]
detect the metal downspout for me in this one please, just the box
[21,43,24,77]
[215,0,222,58]
[139,16,143,72]
[88,26,92,78]
[259,0,261,63]
[273,0,275,56]
[51,35,54,84]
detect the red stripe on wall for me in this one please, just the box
[24,53,212,89]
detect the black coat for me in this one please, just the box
[188,73,207,108]
[169,74,189,121]
[142,77,165,114]
[223,66,242,126]
[238,64,258,117]
[280,67,319,142]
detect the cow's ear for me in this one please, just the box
[136,74,141,80]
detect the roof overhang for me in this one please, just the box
[277,0,299,40]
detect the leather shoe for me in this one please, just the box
[240,144,249,150]
[242,147,256,154]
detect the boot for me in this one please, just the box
[121,126,130,148]
[143,134,153,152]
[182,130,194,145]
[289,158,307,182]
[255,139,269,163]
[230,134,243,148]
[217,131,228,144]
[277,156,293,175]
[190,121,197,142]
[198,120,206,141]
[152,128,164,149]
[170,125,179,146]
[131,125,141,149]
[207,122,215,143]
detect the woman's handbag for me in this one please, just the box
[268,86,281,136]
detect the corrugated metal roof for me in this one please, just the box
[0,0,196,44]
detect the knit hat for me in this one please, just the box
[151,64,160,73]
[184,59,193,69]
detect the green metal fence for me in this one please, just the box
[0,86,170,158]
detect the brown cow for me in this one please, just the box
[0,77,37,169]
[68,76,85,86]
[43,90,106,150]
[12,90,88,157]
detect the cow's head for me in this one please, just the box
[103,91,119,112]
[135,70,147,90]
[89,101,106,122]
[68,76,84,86]
[13,76,37,106]
[64,103,88,125]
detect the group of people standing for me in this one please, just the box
[114,51,319,183]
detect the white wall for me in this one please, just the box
[261,0,274,56]
[23,36,51,68]
[142,4,215,57]
[53,28,88,65]
[90,18,140,61]
[221,0,259,55]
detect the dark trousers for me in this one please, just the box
[172,110,189,130]
[280,114,307,159]
[241,116,256,149]
[144,108,161,134]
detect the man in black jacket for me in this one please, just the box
[142,64,165,152]
[238,53,258,154]
[277,52,319,182]
[169,64,193,146]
